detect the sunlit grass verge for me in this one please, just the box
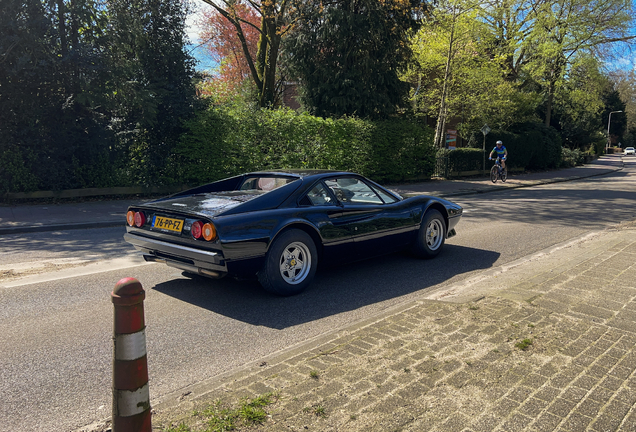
[162,392,279,432]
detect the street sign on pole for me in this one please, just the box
[481,124,490,173]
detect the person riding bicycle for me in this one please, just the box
[489,140,508,170]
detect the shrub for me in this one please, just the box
[363,118,436,183]
[0,146,39,194]
[171,106,237,185]
[588,132,607,156]
[436,148,484,173]
[174,106,436,184]
[560,148,585,167]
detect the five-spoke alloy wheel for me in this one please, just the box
[412,209,447,258]
[259,229,318,296]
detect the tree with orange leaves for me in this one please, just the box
[198,2,260,98]
[197,0,297,107]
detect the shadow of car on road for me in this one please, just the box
[151,244,500,330]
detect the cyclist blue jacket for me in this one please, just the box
[492,145,507,158]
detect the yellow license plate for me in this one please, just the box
[152,216,184,233]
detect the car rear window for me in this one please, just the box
[239,176,296,192]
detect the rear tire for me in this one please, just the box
[501,168,508,182]
[412,209,446,259]
[490,165,498,183]
[258,229,318,296]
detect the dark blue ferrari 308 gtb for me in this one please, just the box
[124,170,463,296]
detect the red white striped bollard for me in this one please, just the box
[111,277,151,432]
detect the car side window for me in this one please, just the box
[324,177,383,205]
[373,187,399,204]
[305,183,336,206]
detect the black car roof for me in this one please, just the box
[248,169,351,178]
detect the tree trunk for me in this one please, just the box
[434,13,456,148]
[258,16,279,107]
[57,0,67,58]
[545,79,554,127]
[434,105,448,149]
[255,14,268,84]
[70,0,79,93]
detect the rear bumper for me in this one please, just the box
[124,233,228,277]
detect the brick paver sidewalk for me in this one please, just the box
[150,225,636,432]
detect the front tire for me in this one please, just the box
[258,229,318,296]
[412,209,446,259]
[490,165,498,183]
[501,168,507,182]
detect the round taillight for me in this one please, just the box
[134,211,146,228]
[191,221,203,239]
[202,223,216,241]
[126,211,135,227]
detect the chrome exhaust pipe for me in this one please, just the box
[143,254,166,264]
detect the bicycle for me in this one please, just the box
[490,157,507,183]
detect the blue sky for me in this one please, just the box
[186,3,218,71]
[609,42,636,71]
[185,3,635,73]
[187,42,218,71]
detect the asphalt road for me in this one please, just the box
[0,161,634,432]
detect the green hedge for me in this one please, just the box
[436,148,485,173]
[0,106,436,194]
[0,146,39,193]
[173,106,436,184]
[2,107,569,194]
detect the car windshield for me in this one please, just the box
[239,176,296,192]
